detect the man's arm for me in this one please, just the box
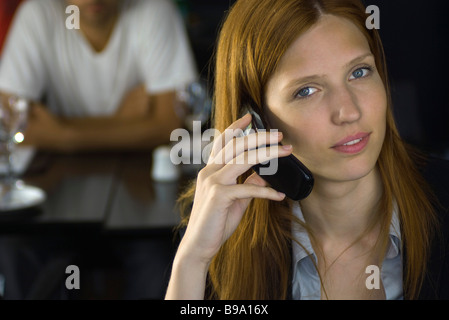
[22,90,183,153]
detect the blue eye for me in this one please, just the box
[298,88,310,96]
[296,87,318,99]
[350,67,371,80]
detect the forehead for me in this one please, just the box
[274,14,371,78]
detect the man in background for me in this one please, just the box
[0,0,197,300]
[0,0,197,152]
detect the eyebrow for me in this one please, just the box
[343,52,374,69]
[283,52,374,90]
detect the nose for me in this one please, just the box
[330,85,362,125]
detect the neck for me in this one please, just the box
[300,166,383,245]
[79,12,119,52]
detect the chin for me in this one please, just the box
[312,155,378,184]
[336,156,379,182]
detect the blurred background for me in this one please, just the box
[2,0,448,155]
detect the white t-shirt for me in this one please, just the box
[0,0,197,117]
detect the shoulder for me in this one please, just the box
[420,156,449,237]
[420,156,449,212]
[420,155,449,179]
[16,0,62,19]
[419,156,449,299]
[12,0,63,32]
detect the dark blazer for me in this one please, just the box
[417,156,449,299]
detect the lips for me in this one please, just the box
[331,132,371,154]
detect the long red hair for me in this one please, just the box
[178,0,438,299]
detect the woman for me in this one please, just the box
[166,0,448,300]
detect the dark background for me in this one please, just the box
[179,0,449,158]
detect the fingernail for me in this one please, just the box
[282,144,292,150]
[278,192,286,198]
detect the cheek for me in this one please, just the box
[272,110,328,165]
[362,72,387,110]
[265,99,330,162]
[363,82,388,132]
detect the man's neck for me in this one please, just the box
[79,14,118,53]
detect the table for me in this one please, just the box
[0,151,199,300]
[0,151,196,233]
[0,153,118,232]
[105,153,191,235]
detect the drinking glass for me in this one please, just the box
[0,95,45,211]
[174,80,213,171]
[175,79,212,132]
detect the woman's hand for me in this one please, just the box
[166,113,292,299]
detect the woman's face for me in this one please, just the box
[265,14,387,184]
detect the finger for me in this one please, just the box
[208,113,251,164]
[225,183,285,202]
[215,144,293,184]
[215,131,282,165]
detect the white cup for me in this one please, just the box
[151,145,180,182]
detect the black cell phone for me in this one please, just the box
[241,106,314,201]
